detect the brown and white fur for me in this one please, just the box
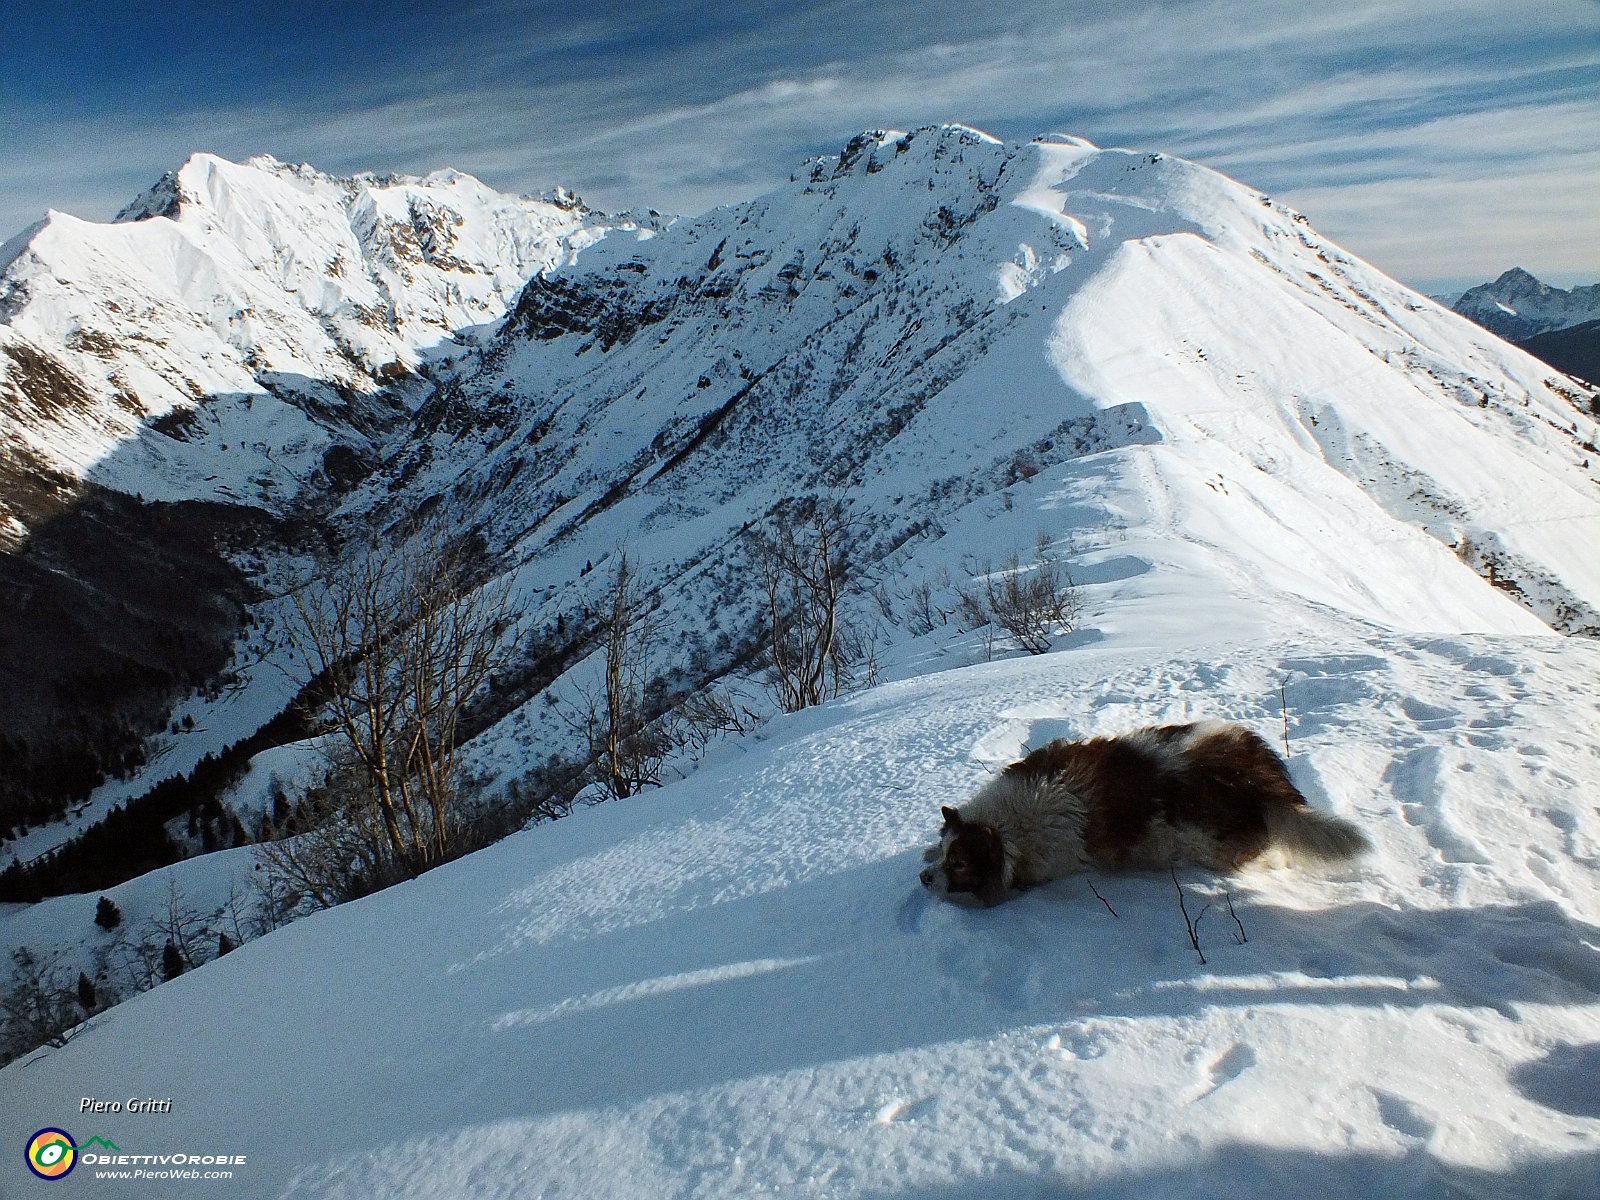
[920,721,1369,905]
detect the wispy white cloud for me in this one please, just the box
[1259,100,1600,287]
[1,0,1595,289]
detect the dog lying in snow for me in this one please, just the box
[920,721,1369,906]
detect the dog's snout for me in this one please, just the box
[919,866,934,886]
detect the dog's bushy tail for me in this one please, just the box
[1266,803,1371,864]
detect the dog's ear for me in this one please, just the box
[940,805,963,829]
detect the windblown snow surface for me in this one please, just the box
[4,129,1600,1198]
[5,519,1600,1198]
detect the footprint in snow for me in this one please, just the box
[1399,696,1457,732]
[1524,847,1569,899]
[1372,1089,1437,1141]
[1486,928,1600,995]
[1387,747,1491,865]
[1186,1043,1257,1102]
[1046,1026,1109,1061]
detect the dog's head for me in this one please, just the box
[920,805,1009,906]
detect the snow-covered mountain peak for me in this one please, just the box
[1033,131,1099,148]
[795,123,1009,186]
[1495,266,1542,289]
[1453,268,1600,341]
[0,154,655,520]
[395,126,1600,666]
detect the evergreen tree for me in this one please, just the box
[161,940,185,982]
[94,896,122,931]
[76,971,97,1012]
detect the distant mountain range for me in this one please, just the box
[1452,268,1600,381]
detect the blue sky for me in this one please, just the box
[4,0,1596,293]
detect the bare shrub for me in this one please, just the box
[671,686,764,764]
[0,948,85,1061]
[904,578,949,636]
[958,535,1082,656]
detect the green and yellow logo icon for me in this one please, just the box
[25,1128,76,1180]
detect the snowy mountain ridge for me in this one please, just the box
[0,152,658,537]
[1453,267,1600,342]
[356,123,1600,669]
[3,126,1600,1197]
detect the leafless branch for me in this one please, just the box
[1171,865,1208,965]
[1226,890,1248,944]
[1088,880,1119,918]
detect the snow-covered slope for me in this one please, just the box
[1453,268,1600,342]
[0,154,654,530]
[4,610,1597,1198]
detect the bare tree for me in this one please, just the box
[146,878,211,973]
[253,754,397,909]
[748,498,861,712]
[0,948,84,1061]
[587,551,670,799]
[285,521,512,881]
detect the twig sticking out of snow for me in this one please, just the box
[1088,881,1119,918]
[1171,865,1209,965]
[1226,890,1248,944]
